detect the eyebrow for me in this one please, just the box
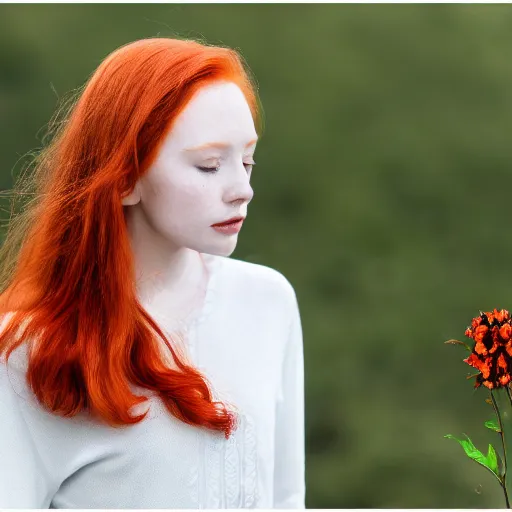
[182,138,258,152]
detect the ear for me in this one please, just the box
[121,182,141,206]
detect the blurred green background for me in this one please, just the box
[2,3,512,508]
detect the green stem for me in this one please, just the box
[491,387,512,508]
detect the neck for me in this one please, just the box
[124,205,207,325]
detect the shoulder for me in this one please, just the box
[217,255,298,315]
[220,255,296,296]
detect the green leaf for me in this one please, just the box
[444,339,472,352]
[485,420,502,433]
[488,443,499,475]
[445,433,502,484]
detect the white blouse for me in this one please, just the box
[0,254,305,508]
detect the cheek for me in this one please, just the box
[143,174,216,228]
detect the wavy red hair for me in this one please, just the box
[0,37,263,439]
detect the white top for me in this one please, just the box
[0,254,305,509]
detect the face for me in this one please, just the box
[125,80,257,257]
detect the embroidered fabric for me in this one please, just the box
[187,409,259,508]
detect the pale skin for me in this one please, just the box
[121,80,258,331]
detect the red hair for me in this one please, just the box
[0,38,263,439]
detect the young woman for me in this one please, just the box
[0,37,305,509]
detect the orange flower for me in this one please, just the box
[474,325,489,343]
[490,326,501,354]
[500,323,511,341]
[464,353,492,379]
[462,309,512,389]
[491,308,510,324]
[471,316,483,330]
[474,340,488,356]
[500,374,511,386]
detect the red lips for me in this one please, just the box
[211,216,245,227]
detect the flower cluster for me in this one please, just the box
[463,308,512,389]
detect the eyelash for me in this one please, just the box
[196,162,256,174]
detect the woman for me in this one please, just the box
[0,37,304,509]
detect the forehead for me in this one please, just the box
[167,81,257,147]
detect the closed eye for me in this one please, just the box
[196,165,220,173]
[196,162,256,174]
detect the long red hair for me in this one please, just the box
[0,37,263,439]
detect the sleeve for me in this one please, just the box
[273,285,306,508]
[0,360,56,508]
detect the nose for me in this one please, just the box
[223,162,254,207]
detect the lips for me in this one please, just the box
[211,216,245,227]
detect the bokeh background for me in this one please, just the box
[2,3,512,508]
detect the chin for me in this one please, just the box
[203,245,236,258]
[192,238,238,257]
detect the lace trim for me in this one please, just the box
[187,411,259,508]
[240,414,259,508]
[224,425,240,507]
[187,441,200,507]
